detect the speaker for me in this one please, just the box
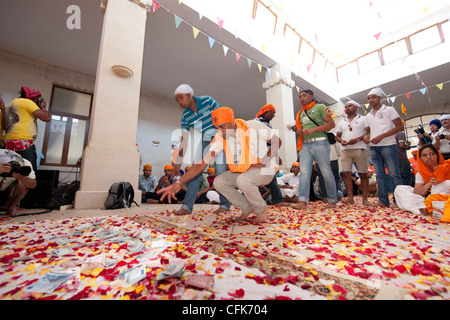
[21,170,60,208]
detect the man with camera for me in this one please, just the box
[433,115,450,160]
[0,149,36,216]
[0,87,51,172]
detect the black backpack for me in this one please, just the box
[45,180,80,210]
[104,181,139,209]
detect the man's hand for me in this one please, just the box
[157,182,181,203]
[0,163,11,175]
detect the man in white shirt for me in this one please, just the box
[277,162,300,202]
[433,115,450,159]
[363,88,404,207]
[336,100,370,205]
[158,107,282,223]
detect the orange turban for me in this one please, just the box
[292,162,300,167]
[185,166,191,171]
[256,104,276,118]
[164,165,174,171]
[143,164,152,170]
[207,167,215,173]
[212,107,235,126]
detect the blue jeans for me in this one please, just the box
[181,139,230,213]
[298,140,336,203]
[370,144,402,206]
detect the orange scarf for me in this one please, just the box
[214,119,260,173]
[417,148,445,183]
[295,101,316,151]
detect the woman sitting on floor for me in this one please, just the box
[394,144,450,222]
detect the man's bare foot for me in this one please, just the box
[291,202,307,210]
[419,208,430,216]
[6,206,25,217]
[173,208,191,215]
[371,202,389,208]
[273,201,292,206]
[214,207,228,214]
[325,202,337,209]
[146,199,160,204]
[253,209,267,223]
[342,198,354,205]
[362,199,370,206]
[235,211,251,222]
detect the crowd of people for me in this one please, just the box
[139,84,450,224]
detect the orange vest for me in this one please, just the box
[214,119,261,173]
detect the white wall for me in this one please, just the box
[0,48,182,183]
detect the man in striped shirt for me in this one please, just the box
[173,84,230,215]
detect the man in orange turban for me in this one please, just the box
[158,107,282,223]
[139,164,158,203]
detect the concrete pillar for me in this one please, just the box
[74,0,152,209]
[263,63,298,171]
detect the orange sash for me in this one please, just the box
[214,119,260,173]
[295,102,316,151]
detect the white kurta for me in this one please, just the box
[394,173,450,215]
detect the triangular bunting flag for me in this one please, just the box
[174,15,182,28]
[307,64,312,72]
[422,6,431,13]
[262,44,267,53]
[223,45,229,56]
[178,0,182,4]
[373,32,382,40]
[217,17,224,30]
[208,37,215,48]
[436,83,444,90]
[198,12,203,20]
[405,93,411,99]
[419,88,427,95]
[192,27,200,39]
[235,52,241,63]
[152,1,161,13]
[247,58,252,68]
[257,64,262,73]
[401,103,407,115]
[266,68,271,77]
[390,96,396,104]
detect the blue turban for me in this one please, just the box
[430,119,442,129]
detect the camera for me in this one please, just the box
[37,98,44,107]
[414,124,433,145]
[439,134,446,139]
[1,161,32,177]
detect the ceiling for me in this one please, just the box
[0,0,449,121]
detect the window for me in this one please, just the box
[253,0,278,36]
[441,21,450,42]
[42,86,92,166]
[382,40,409,64]
[410,26,441,53]
[358,51,381,73]
[337,62,358,82]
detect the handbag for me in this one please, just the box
[304,110,336,144]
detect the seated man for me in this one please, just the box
[138,164,158,203]
[158,107,282,223]
[0,149,37,216]
[277,162,300,203]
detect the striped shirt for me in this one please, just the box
[181,96,220,141]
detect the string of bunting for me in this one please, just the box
[347,79,448,116]
[151,1,283,81]
[153,1,447,105]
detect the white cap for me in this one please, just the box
[368,87,384,98]
[174,84,194,96]
[345,100,361,108]
[440,114,450,121]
